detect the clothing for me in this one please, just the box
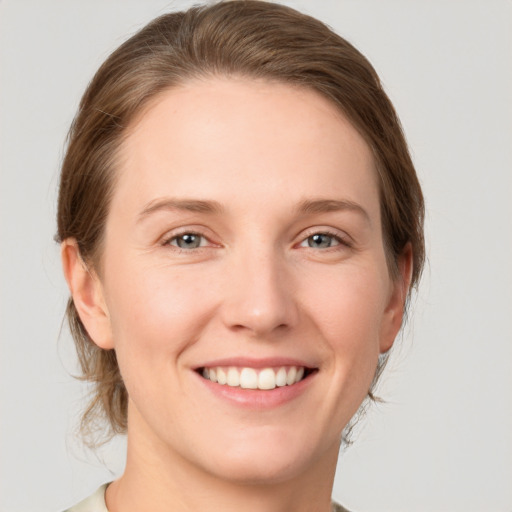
[63,484,109,512]
[64,483,351,512]
[331,501,351,512]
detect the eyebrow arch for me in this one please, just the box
[296,199,371,224]
[138,198,225,221]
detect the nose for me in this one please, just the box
[220,247,299,337]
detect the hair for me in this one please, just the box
[56,0,424,447]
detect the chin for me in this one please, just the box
[206,453,310,486]
[195,428,330,486]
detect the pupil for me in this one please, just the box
[178,234,199,248]
[309,234,331,248]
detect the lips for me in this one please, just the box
[201,365,308,390]
[194,359,318,408]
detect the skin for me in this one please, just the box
[62,78,412,512]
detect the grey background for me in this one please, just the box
[1,1,511,511]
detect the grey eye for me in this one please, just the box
[306,233,339,248]
[173,233,203,249]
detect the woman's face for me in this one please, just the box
[88,78,408,483]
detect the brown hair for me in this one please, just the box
[56,0,424,446]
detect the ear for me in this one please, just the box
[61,239,114,350]
[379,243,413,354]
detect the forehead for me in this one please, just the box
[115,77,379,217]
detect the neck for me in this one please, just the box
[106,405,339,512]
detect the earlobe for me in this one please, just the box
[61,239,114,350]
[379,243,413,354]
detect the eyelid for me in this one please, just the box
[168,233,208,248]
[297,227,353,248]
[160,227,219,249]
[158,225,353,250]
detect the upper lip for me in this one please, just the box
[195,357,317,370]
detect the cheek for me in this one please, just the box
[103,260,218,375]
[310,263,388,339]
[307,263,389,383]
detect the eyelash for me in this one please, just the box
[298,230,351,250]
[162,229,351,252]
[162,231,210,250]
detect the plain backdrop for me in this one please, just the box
[1,1,511,511]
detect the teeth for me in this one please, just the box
[276,367,287,387]
[227,367,240,387]
[217,368,227,385]
[258,368,276,390]
[202,365,307,390]
[286,366,297,385]
[240,368,258,389]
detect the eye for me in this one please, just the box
[300,232,342,249]
[168,233,207,249]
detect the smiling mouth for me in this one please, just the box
[197,366,316,390]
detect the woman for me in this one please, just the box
[58,1,424,511]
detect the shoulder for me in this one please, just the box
[63,483,110,512]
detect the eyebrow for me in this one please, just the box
[296,199,371,224]
[137,197,370,224]
[138,198,224,221]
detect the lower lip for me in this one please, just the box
[195,371,316,409]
